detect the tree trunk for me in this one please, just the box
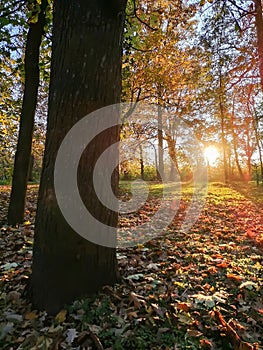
[169,160,176,181]
[233,145,243,179]
[230,97,244,179]
[255,0,263,92]
[157,104,164,181]
[29,0,127,314]
[139,144,144,180]
[7,0,48,225]
[219,74,228,183]
[166,135,180,178]
[28,154,34,182]
[254,115,263,180]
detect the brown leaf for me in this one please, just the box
[129,292,146,308]
[177,302,192,312]
[24,311,38,320]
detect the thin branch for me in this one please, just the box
[131,45,152,52]
[132,0,157,31]
[227,0,255,16]
[121,88,142,123]
[0,0,26,18]
[228,8,242,32]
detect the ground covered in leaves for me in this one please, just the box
[0,182,263,350]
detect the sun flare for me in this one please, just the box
[204,146,220,166]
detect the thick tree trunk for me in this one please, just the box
[7,0,48,225]
[255,0,263,92]
[29,0,127,314]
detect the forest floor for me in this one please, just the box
[0,182,263,350]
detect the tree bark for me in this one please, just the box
[139,143,144,180]
[29,0,127,314]
[219,73,228,183]
[255,0,263,92]
[28,154,34,182]
[7,0,48,225]
[166,135,180,178]
[230,97,244,179]
[253,113,263,180]
[157,104,164,180]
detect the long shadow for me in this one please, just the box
[229,180,263,210]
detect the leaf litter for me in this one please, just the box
[0,182,262,349]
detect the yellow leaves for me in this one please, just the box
[55,309,67,323]
[23,220,31,226]
[200,0,213,6]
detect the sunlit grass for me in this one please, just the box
[231,181,263,205]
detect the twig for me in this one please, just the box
[132,0,157,31]
[89,331,104,350]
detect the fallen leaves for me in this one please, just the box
[214,310,259,350]
[226,273,244,282]
[0,183,262,349]
[55,309,67,324]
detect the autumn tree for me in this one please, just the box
[7,0,49,225]
[0,0,26,183]
[123,1,200,178]
[29,0,127,314]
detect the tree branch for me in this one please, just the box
[132,0,157,31]
[0,0,25,18]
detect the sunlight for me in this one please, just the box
[204,146,220,166]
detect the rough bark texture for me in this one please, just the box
[7,0,48,225]
[255,0,263,92]
[29,0,127,314]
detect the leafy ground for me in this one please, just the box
[0,182,263,350]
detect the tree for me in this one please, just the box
[29,0,127,314]
[253,0,263,91]
[123,1,200,180]
[7,0,48,225]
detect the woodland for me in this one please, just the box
[0,0,263,349]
